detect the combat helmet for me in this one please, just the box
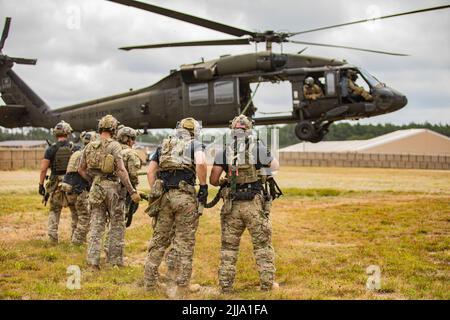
[305,76,314,86]
[230,114,253,130]
[176,117,201,137]
[116,126,138,144]
[80,131,97,145]
[229,114,254,138]
[52,120,73,137]
[347,69,358,80]
[98,114,119,133]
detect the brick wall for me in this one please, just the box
[279,152,450,170]
[0,148,45,170]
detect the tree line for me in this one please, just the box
[1,122,449,148]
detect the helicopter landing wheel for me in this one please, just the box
[309,130,326,143]
[295,121,317,141]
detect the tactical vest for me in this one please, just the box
[66,150,82,173]
[159,136,195,172]
[51,143,73,175]
[225,137,259,185]
[121,145,142,187]
[84,138,115,174]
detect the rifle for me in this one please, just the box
[42,192,50,206]
[263,176,283,201]
[229,136,238,197]
[42,175,49,206]
[125,192,148,227]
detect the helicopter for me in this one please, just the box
[0,1,448,142]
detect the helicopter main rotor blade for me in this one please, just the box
[289,40,409,56]
[0,17,11,51]
[290,5,450,36]
[107,0,256,38]
[10,57,37,65]
[120,38,251,50]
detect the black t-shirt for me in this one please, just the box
[213,140,274,173]
[150,139,204,187]
[44,140,71,176]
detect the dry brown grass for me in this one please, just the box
[0,168,449,300]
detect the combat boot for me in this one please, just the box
[87,264,100,271]
[166,285,189,299]
[220,286,233,294]
[260,282,279,291]
[48,236,58,245]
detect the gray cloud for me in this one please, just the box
[1,0,449,124]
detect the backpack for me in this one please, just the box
[159,136,195,172]
[225,136,258,185]
[84,138,115,174]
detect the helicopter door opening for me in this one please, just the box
[249,81,292,118]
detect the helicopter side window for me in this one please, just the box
[214,81,234,104]
[189,83,209,106]
[325,72,336,96]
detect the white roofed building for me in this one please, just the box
[279,129,450,170]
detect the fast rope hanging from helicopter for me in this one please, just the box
[204,81,283,209]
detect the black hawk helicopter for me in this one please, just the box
[0,1,448,142]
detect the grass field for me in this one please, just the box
[0,166,449,300]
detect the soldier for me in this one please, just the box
[61,131,97,245]
[39,120,76,244]
[103,126,142,256]
[303,76,324,100]
[78,115,140,269]
[145,117,207,296]
[209,114,279,293]
[345,70,373,101]
[116,126,142,196]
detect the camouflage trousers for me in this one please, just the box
[87,180,125,266]
[48,188,76,242]
[219,194,275,291]
[144,188,199,289]
[66,190,91,245]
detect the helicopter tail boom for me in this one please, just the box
[0,68,56,129]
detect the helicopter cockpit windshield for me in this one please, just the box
[358,68,384,89]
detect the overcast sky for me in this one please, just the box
[1,0,449,125]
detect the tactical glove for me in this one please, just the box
[197,184,208,205]
[39,184,46,196]
[131,191,141,204]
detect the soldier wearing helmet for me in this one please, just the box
[61,131,97,245]
[116,126,142,190]
[39,120,75,244]
[78,115,140,269]
[303,76,324,101]
[209,114,280,293]
[144,117,207,296]
[345,69,373,101]
[103,127,142,258]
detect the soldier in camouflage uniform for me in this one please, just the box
[39,121,76,244]
[61,131,97,245]
[303,76,324,100]
[345,69,373,101]
[209,115,280,293]
[103,126,142,255]
[145,117,207,295]
[78,115,140,269]
[117,126,142,192]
